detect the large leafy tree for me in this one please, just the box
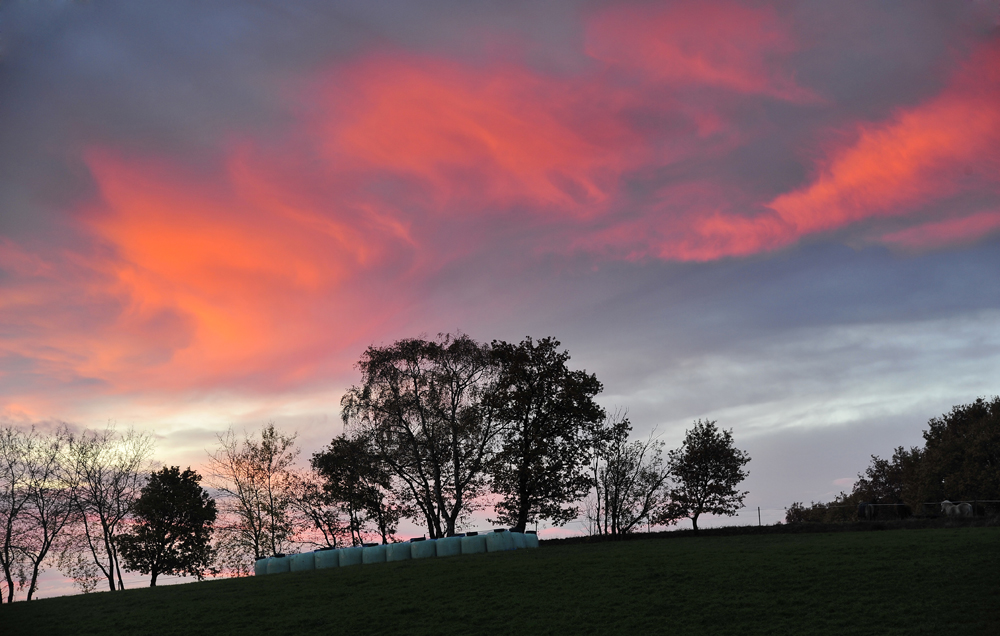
[341,334,504,538]
[664,420,750,532]
[488,337,605,532]
[919,396,1000,503]
[117,466,217,587]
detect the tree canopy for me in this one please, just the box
[116,466,216,586]
[665,420,750,531]
[489,337,605,532]
[341,334,504,538]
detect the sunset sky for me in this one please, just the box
[3,0,1000,542]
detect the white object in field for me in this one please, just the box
[362,544,388,564]
[435,536,462,557]
[254,557,269,576]
[339,546,364,566]
[510,532,527,549]
[410,539,437,559]
[524,532,540,548]
[461,534,488,554]
[290,552,316,572]
[486,531,506,553]
[386,542,412,561]
[266,555,291,574]
[315,549,339,569]
[501,531,516,551]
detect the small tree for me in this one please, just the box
[206,422,298,574]
[587,412,672,536]
[117,466,217,586]
[664,420,749,532]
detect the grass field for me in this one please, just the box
[3,527,998,635]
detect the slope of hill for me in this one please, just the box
[3,528,998,635]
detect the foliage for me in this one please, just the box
[206,423,298,570]
[341,333,504,538]
[310,434,403,546]
[488,337,605,532]
[4,529,999,636]
[835,397,1000,517]
[919,396,1000,503]
[116,466,217,586]
[587,412,672,535]
[664,419,750,531]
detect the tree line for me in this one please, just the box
[786,396,1000,523]
[0,334,751,601]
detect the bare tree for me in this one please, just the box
[19,428,77,600]
[286,472,350,549]
[587,413,673,536]
[0,426,34,603]
[65,425,154,592]
[206,422,298,575]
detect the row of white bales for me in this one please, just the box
[255,529,541,575]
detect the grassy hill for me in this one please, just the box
[3,527,998,635]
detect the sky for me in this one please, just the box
[2,0,1000,568]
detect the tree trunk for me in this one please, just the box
[150,570,158,587]
[691,513,699,532]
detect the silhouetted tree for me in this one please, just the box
[341,334,504,538]
[587,412,672,536]
[117,466,217,586]
[311,434,404,546]
[206,423,298,574]
[664,420,749,532]
[65,425,153,591]
[19,428,77,600]
[919,396,1000,504]
[488,337,605,532]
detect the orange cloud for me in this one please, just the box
[880,210,1000,251]
[25,149,414,395]
[586,1,815,101]
[316,55,646,216]
[653,42,1000,259]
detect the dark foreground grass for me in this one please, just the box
[3,527,998,635]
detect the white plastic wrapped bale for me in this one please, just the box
[386,542,412,562]
[254,557,270,576]
[362,544,388,564]
[339,546,364,567]
[410,539,436,559]
[486,531,506,553]
[510,532,527,549]
[266,555,291,574]
[524,531,540,548]
[501,531,516,551]
[435,536,462,557]
[290,552,316,572]
[461,534,487,554]
[314,548,339,569]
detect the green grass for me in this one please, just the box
[3,527,999,635]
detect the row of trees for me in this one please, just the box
[786,396,1000,523]
[0,426,160,601]
[1,333,753,600]
[338,334,750,539]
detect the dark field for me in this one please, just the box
[3,527,998,635]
